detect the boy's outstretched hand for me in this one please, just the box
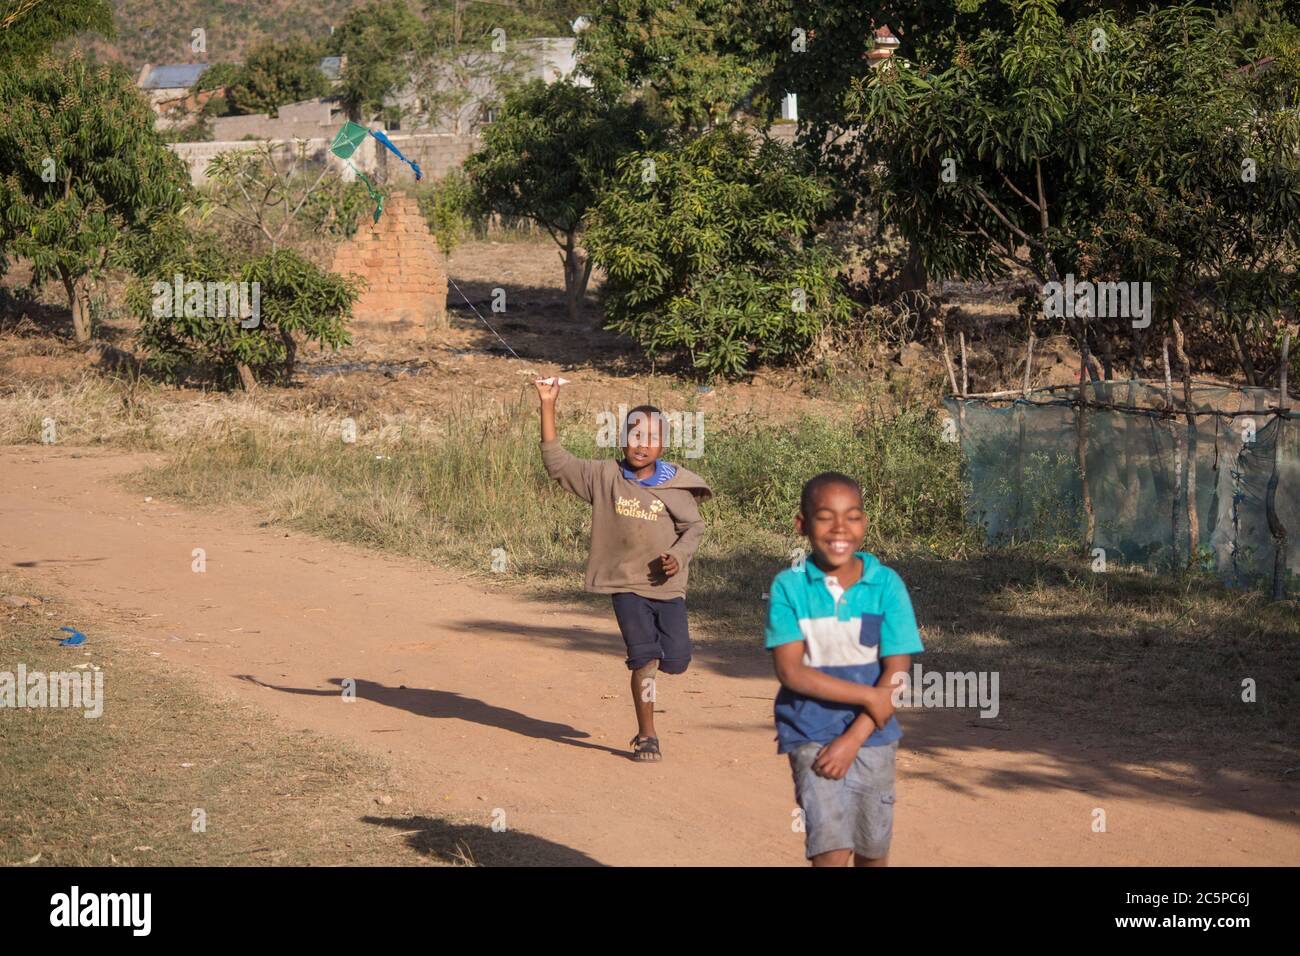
[535,379,562,442]
[534,380,561,405]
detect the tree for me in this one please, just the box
[0,52,190,342]
[227,38,329,117]
[0,0,113,66]
[586,126,850,377]
[132,241,359,390]
[189,62,244,118]
[199,141,354,254]
[465,79,661,323]
[190,141,369,386]
[576,0,772,132]
[329,0,424,123]
[412,0,549,135]
[844,0,1300,379]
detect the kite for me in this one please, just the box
[328,121,424,223]
[326,131,535,366]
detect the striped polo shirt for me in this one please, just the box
[765,551,924,752]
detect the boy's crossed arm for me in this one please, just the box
[773,643,912,780]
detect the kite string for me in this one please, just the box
[446,273,523,360]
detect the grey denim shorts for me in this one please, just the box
[788,739,898,860]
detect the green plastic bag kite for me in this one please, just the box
[329,121,425,223]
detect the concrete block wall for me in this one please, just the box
[170,131,481,187]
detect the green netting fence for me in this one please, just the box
[944,381,1297,595]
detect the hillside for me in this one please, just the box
[73,0,580,70]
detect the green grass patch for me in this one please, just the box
[127,395,974,638]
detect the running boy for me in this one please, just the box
[535,381,711,762]
[765,471,924,866]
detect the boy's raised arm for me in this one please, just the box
[537,380,559,443]
[535,381,598,504]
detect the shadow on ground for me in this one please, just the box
[363,814,605,866]
[235,674,627,757]
[468,548,1300,823]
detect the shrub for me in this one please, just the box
[131,243,360,389]
[586,126,850,377]
[414,170,475,256]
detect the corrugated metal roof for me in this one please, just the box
[141,58,341,91]
[141,63,209,90]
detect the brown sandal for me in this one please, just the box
[630,735,662,762]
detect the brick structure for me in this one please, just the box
[330,193,448,339]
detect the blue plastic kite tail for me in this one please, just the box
[370,128,423,181]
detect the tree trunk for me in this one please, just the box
[1231,330,1258,387]
[58,267,93,343]
[900,240,932,318]
[280,328,298,382]
[562,231,594,326]
[237,362,257,392]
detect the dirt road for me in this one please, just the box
[2,445,1296,866]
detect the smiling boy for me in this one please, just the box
[766,471,924,866]
[536,381,711,761]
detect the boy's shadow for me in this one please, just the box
[362,814,606,866]
[234,674,626,756]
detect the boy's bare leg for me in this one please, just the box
[854,853,888,867]
[631,659,658,739]
[811,849,853,867]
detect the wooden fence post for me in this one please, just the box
[1268,332,1291,600]
[1163,336,1181,569]
[1172,317,1198,565]
[1077,333,1094,552]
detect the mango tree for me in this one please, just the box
[465,79,662,324]
[0,52,190,342]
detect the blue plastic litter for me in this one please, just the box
[58,626,86,646]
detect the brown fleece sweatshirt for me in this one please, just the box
[541,439,711,600]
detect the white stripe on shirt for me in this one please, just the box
[798,616,880,668]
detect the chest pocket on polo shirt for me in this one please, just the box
[859,612,884,648]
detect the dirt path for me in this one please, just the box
[2,444,1296,866]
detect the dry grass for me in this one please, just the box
[896,549,1300,776]
[0,573,595,866]
[2,376,1296,784]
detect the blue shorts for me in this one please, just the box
[610,593,691,674]
[789,739,897,859]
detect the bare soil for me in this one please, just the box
[2,444,1296,866]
